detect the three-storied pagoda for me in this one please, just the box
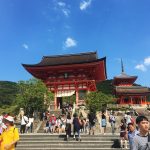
[113,60,150,105]
[22,51,107,109]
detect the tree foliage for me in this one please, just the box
[16,78,53,114]
[85,91,114,112]
[0,81,18,106]
[96,80,114,95]
[85,80,115,111]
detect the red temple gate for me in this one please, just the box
[23,52,107,109]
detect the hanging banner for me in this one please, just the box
[56,90,75,97]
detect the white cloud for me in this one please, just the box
[135,56,150,72]
[57,2,66,7]
[144,56,150,66]
[22,44,29,50]
[55,1,70,17]
[135,64,147,72]
[64,37,77,48]
[62,9,70,17]
[80,0,92,10]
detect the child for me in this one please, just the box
[44,120,49,133]
[120,119,128,149]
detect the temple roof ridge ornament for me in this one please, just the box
[114,59,137,79]
[121,58,124,73]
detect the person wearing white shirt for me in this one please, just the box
[26,114,34,133]
[20,114,28,134]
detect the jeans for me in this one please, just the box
[111,122,115,134]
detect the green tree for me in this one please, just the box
[85,91,114,112]
[0,81,18,106]
[96,80,113,95]
[16,78,53,114]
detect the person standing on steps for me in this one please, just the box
[101,111,107,135]
[65,113,72,141]
[109,111,116,135]
[20,114,28,134]
[73,113,81,141]
[119,119,128,149]
[133,115,150,150]
[88,111,96,135]
[26,114,34,133]
[127,123,139,150]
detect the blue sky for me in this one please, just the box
[0,0,150,87]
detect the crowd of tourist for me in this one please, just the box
[0,108,149,150]
[42,109,150,149]
[103,111,150,150]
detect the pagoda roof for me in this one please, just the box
[114,72,137,79]
[22,51,103,67]
[113,72,137,85]
[115,86,150,94]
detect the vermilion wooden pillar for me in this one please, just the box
[130,97,133,104]
[54,92,57,110]
[145,96,147,104]
[76,90,79,106]
[120,96,123,104]
[140,96,142,104]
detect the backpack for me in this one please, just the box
[23,116,28,124]
[109,116,112,123]
[13,128,17,147]
[109,116,115,123]
[145,133,150,150]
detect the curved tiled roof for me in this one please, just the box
[114,72,137,79]
[22,51,107,81]
[22,51,100,67]
[115,86,150,94]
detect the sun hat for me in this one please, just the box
[5,116,14,123]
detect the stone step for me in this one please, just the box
[17,141,116,144]
[19,135,120,138]
[19,138,120,141]
[16,148,128,149]
[16,133,129,150]
[19,133,120,137]
[16,143,122,148]
[19,135,121,141]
